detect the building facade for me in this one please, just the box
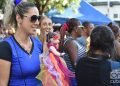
[87,0,120,26]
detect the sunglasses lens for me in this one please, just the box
[38,16,41,21]
[31,15,40,22]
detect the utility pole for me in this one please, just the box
[107,0,110,17]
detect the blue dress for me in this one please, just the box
[5,36,43,86]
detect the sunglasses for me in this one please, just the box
[24,15,41,23]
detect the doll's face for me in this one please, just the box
[53,39,60,44]
[51,36,60,44]
[50,34,60,49]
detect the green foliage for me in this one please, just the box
[28,0,81,14]
[0,0,81,14]
[0,0,6,10]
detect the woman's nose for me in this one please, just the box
[35,19,39,25]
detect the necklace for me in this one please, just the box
[19,38,32,54]
[14,35,32,54]
[19,38,32,58]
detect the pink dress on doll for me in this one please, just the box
[38,42,75,86]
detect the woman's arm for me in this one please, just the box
[64,40,78,65]
[0,59,11,86]
[0,41,12,86]
[49,46,64,57]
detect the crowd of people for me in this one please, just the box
[0,0,120,86]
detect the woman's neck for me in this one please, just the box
[39,31,46,43]
[70,32,77,39]
[82,33,88,39]
[92,50,110,57]
[14,30,30,44]
[70,34,77,39]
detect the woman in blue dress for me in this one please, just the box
[0,1,43,86]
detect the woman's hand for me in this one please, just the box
[60,53,65,57]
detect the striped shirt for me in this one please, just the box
[63,37,86,72]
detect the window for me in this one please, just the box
[113,14,118,18]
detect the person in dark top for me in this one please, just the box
[108,23,120,61]
[76,25,120,86]
[0,1,43,86]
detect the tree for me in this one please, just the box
[1,0,81,14]
[28,0,81,15]
[0,0,6,12]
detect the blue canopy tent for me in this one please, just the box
[48,7,83,24]
[48,0,112,25]
[78,0,112,25]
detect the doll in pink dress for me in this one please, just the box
[38,32,75,86]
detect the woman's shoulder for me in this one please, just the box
[32,36,42,44]
[31,36,43,52]
[0,41,12,61]
[64,37,75,46]
[0,41,11,48]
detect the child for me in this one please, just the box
[37,32,75,86]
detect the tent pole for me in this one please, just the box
[107,0,110,17]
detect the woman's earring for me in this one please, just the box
[18,21,21,27]
[18,23,20,27]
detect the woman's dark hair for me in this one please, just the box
[4,1,36,28]
[82,21,91,28]
[67,18,80,34]
[88,25,115,57]
[108,23,120,39]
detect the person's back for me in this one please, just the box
[76,26,120,86]
[76,55,111,86]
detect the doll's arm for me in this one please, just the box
[49,46,65,57]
